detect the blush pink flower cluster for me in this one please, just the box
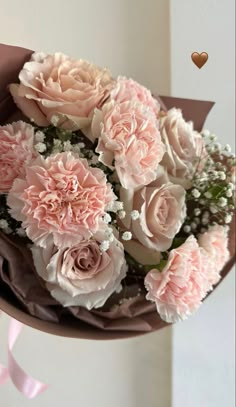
[91,100,165,190]
[144,233,228,323]
[7,152,115,248]
[2,49,233,320]
[10,52,114,130]
[0,121,37,193]
[160,108,206,180]
[198,225,230,284]
[110,76,160,116]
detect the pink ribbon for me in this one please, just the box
[0,314,48,398]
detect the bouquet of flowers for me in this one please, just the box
[0,44,235,339]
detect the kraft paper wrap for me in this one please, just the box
[0,43,235,340]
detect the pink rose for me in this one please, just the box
[91,101,165,190]
[7,152,116,248]
[145,235,213,323]
[120,167,186,253]
[31,234,127,309]
[10,52,114,130]
[0,121,37,193]
[110,76,160,116]
[160,108,206,179]
[198,225,230,284]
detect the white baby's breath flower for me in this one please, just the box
[78,142,85,149]
[204,191,212,199]
[35,142,46,153]
[90,155,99,165]
[218,171,226,181]
[210,205,218,214]
[0,219,8,229]
[16,227,26,237]
[218,197,227,207]
[35,131,45,142]
[63,141,72,151]
[224,144,231,153]
[103,213,112,224]
[131,210,140,220]
[192,188,201,198]
[225,214,232,224]
[214,142,222,151]
[118,210,126,219]
[202,217,209,226]
[104,227,115,242]
[191,222,197,230]
[51,115,60,126]
[194,208,201,216]
[226,189,233,198]
[202,129,210,137]
[4,227,13,234]
[183,225,191,233]
[53,139,62,147]
[111,201,124,212]
[228,182,235,190]
[100,240,110,252]
[122,231,132,241]
[72,144,81,154]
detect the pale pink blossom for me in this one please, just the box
[31,233,127,309]
[9,52,114,130]
[110,76,160,116]
[145,235,214,323]
[120,167,186,252]
[0,121,37,193]
[91,101,165,190]
[198,225,230,284]
[160,108,207,180]
[7,152,116,248]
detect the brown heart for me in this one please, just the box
[191,52,208,69]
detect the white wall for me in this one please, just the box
[0,1,172,407]
[170,1,235,406]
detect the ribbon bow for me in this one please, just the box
[0,314,48,399]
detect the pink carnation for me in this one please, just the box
[0,121,37,193]
[91,101,165,190]
[7,152,116,248]
[110,76,160,116]
[145,235,214,323]
[198,225,230,285]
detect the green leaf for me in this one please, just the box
[143,259,168,273]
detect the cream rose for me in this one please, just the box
[10,52,114,130]
[31,234,127,310]
[160,108,206,180]
[121,168,186,253]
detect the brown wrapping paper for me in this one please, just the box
[0,43,235,339]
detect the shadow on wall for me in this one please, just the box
[123,0,170,95]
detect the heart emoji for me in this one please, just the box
[191,52,208,69]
